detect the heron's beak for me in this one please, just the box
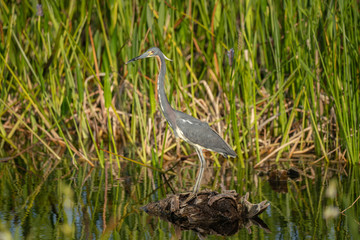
[126,55,141,64]
[126,52,150,64]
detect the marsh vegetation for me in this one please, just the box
[0,0,359,239]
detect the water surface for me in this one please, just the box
[0,156,359,239]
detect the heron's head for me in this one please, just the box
[126,47,172,64]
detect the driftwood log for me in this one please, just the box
[141,190,270,237]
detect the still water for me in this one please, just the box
[0,156,359,239]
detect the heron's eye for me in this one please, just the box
[148,51,154,56]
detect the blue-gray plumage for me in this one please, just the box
[174,110,236,158]
[126,47,237,193]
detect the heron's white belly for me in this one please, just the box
[175,127,188,142]
[175,127,205,150]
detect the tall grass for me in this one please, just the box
[0,0,359,170]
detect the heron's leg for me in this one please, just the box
[193,147,206,193]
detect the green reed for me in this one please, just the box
[0,0,359,171]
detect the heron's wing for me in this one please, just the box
[174,110,204,124]
[174,111,237,158]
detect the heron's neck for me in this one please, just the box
[157,55,176,128]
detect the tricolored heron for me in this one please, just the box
[126,47,237,193]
